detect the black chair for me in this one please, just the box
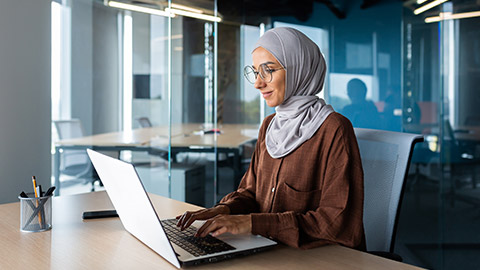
[444,120,480,205]
[406,119,480,207]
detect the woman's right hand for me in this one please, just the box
[176,205,230,231]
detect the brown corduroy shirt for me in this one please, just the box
[218,112,366,250]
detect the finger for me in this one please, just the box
[211,226,228,237]
[195,219,216,237]
[182,211,202,230]
[197,219,223,238]
[177,211,191,227]
[176,212,187,226]
[182,210,213,230]
[182,215,196,231]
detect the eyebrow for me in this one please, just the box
[252,61,277,69]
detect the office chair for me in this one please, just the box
[53,119,100,191]
[354,128,423,261]
[136,117,153,128]
[133,116,170,163]
[410,120,478,198]
[444,120,480,205]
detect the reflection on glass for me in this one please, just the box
[398,0,480,268]
[340,78,381,129]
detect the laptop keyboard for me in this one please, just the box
[161,219,236,257]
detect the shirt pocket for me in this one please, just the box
[279,182,322,213]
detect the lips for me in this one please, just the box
[261,91,273,98]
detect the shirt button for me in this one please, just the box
[271,187,275,193]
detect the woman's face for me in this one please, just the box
[252,47,286,107]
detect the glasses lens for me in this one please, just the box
[244,66,256,84]
[259,64,273,83]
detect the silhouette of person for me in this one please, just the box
[341,78,380,129]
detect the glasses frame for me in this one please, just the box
[243,63,284,84]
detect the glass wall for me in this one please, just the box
[51,0,263,207]
[398,0,480,268]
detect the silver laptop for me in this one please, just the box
[87,149,276,268]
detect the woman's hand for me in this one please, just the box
[195,214,252,238]
[176,205,230,231]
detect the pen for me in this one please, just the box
[32,176,43,227]
[19,191,37,217]
[44,186,56,197]
[32,176,38,198]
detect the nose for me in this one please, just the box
[254,75,266,89]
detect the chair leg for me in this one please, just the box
[446,164,456,207]
[472,165,477,189]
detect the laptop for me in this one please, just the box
[86,149,277,268]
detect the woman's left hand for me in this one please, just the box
[195,214,252,238]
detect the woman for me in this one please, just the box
[177,27,365,250]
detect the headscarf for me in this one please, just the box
[254,27,335,158]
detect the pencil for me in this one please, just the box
[32,176,43,227]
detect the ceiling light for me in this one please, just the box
[414,0,448,15]
[416,0,428,4]
[165,8,221,22]
[425,10,480,23]
[108,1,175,18]
[170,3,203,14]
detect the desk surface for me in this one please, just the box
[0,192,421,269]
[56,124,260,149]
[453,125,480,142]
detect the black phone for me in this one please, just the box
[82,210,118,220]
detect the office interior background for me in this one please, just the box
[1,0,479,268]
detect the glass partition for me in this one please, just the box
[52,0,124,196]
[398,0,480,268]
[51,0,263,208]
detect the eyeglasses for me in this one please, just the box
[243,63,284,84]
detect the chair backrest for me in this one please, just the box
[53,119,84,139]
[53,119,88,169]
[136,117,152,128]
[354,128,423,252]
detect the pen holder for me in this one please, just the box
[18,194,52,232]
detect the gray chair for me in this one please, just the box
[134,116,170,162]
[354,128,423,261]
[136,117,152,128]
[53,119,100,191]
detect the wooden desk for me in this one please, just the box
[54,124,259,196]
[0,192,422,269]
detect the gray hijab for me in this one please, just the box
[254,27,335,158]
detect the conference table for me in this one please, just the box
[54,124,260,196]
[0,191,422,269]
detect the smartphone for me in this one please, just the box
[82,210,118,220]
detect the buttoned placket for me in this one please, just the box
[267,157,283,213]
